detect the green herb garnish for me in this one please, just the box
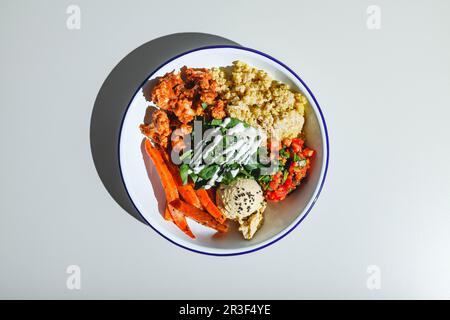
[194,178,209,190]
[198,164,219,180]
[258,175,272,183]
[189,172,198,183]
[220,171,236,185]
[225,118,242,128]
[280,148,290,158]
[244,163,260,172]
[201,102,208,109]
[179,150,193,162]
[210,119,222,126]
[179,163,190,185]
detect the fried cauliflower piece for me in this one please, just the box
[145,66,226,148]
[150,67,219,125]
[210,100,226,119]
[168,120,193,152]
[139,109,171,148]
[181,67,218,105]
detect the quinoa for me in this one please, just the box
[211,61,309,140]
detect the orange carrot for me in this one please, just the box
[164,206,172,221]
[160,149,203,209]
[169,199,228,233]
[196,189,226,224]
[178,184,203,209]
[144,139,178,202]
[206,188,216,202]
[144,139,194,238]
[160,149,182,182]
[168,205,196,239]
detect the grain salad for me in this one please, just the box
[211,60,309,141]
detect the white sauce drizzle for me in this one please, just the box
[188,118,264,188]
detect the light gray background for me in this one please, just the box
[1,0,449,299]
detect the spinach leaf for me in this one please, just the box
[210,119,222,126]
[179,150,193,162]
[244,163,261,172]
[239,168,252,178]
[194,178,209,190]
[227,163,240,170]
[198,164,219,180]
[179,163,190,185]
[189,172,198,183]
[225,118,242,128]
[220,171,236,185]
[258,175,272,183]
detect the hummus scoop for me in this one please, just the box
[216,178,266,239]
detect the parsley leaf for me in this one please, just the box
[280,148,290,158]
[282,170,289,183]
[258,175,272,183]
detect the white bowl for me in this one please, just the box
[119,46,329,256]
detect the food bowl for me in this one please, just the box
[119,46,329,256]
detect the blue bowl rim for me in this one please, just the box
[117,45,330,256]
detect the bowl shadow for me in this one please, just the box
[90,32,240,223]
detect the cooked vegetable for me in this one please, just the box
[206,188,216,202]
[144,139,195,238]
[160,149,203,210]
[169,199,228,233]
[195,189,226,223]
[164,206,172,221]
[168,205,196,239]
[144,139,179,202]
[177,184,203,210]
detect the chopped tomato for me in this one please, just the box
[290,138,304,153]
[303,148,315,158]
[259,138,314,202]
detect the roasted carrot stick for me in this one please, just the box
[164,206,172,221]
[144,139,194,238]
[160,149,203,209]
[178,184,203,210]
[168,205,196,239]
[196,189,226,224]
[206,188,216,202]
[169,199,228,233]
[144,139,178,202]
